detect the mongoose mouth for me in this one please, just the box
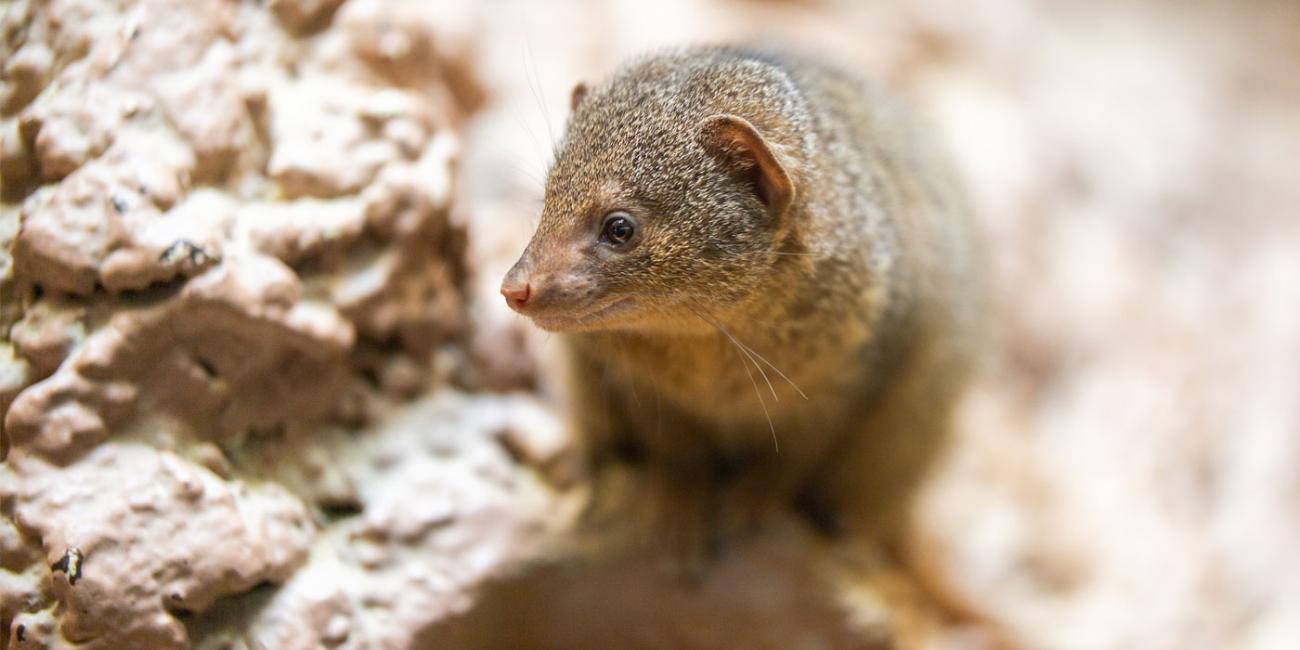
[524,297,632,333]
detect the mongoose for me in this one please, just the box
[501,46,982,566]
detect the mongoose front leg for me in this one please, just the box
[568,363,722,579]
[639,453,720,581]
[714,428,837,543]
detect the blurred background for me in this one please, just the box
[470,0,1300,647]
[2,0,1298,648]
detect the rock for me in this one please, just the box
[5,444,314,649]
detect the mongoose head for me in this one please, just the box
[501,49,808,334]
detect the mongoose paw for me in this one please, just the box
[641,468,723,584]
[575,463,722,581]
[715,461,805,544]
[716,484,779,544]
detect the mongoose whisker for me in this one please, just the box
[689,306,781,403]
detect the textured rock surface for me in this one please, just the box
[0,0,529,647]
[5,443,314,648]
[187,394,576,650]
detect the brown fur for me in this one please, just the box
[503,46,983,564]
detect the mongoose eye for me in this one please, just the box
[600,212,636,246]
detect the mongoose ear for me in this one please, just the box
[696,114,794,220]
[570,83,588,111]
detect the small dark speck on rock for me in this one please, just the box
[51,546,85,585]
[159,239,219,266]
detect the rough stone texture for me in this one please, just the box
[187,394,576,650]
[3,0,1298,648]
[4,443,314,649]
[0,0,516,647]
[5,256,356,464]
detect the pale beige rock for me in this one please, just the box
[4,257,357,464]
[4,443,314,649]
[19,83,131,183]
[333,0,485,118]
[11,130,196,295]
[152,41,253,183]
[190,393,575,650]
[266,77,402,199]
[242,197,368,266]
[0,1,514,646]
[6,608,56,649]
[7,298,83,378]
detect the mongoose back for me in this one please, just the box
[502,46,982,564]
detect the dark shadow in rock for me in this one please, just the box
[183,581,279,648]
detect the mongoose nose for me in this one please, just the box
[500,278,532,311]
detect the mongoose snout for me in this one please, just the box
[500,233,639,331]
[499,266,531,310]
